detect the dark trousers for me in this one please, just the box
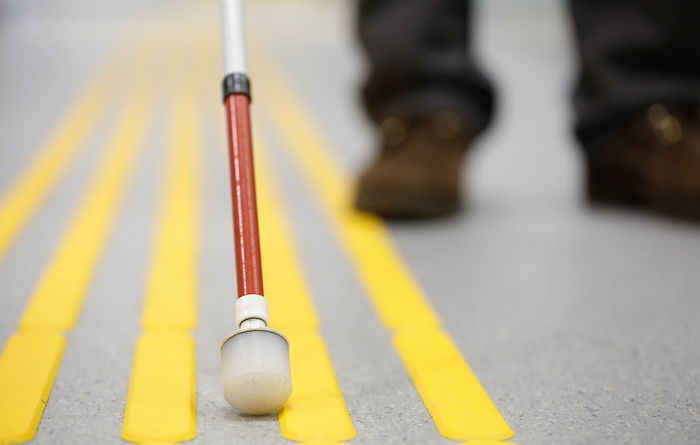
[358,0,700,150]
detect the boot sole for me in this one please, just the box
[355,191,460,219]
[587,160,700,221]
[586,160,648,208]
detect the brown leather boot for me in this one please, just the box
[355,112,472,218]
[587,104,700,220]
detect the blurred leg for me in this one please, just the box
[355,0,492,217]
[569,0,700,150]
[358,0,495,134]
[571,1,700,220]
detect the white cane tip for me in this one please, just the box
[220,328,292,415]
[223,371,291,415]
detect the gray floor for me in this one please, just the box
[1,1,699,444]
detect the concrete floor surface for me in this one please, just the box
[1,1,699,444]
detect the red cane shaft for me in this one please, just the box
[225,93,264,298]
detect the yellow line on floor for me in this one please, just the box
[140,99,200,331]
[0,332,65,443]
[254,140,355,442]
[395,331,516,440]
[255,143,320,332]
[0,64,115,261]
[122,332,196,443]
[121,90,200,443]
[137,442,179,445]
[279,330,355,443]
[254,47,515,441]
[17,95,153,330]
[0,86,154,443]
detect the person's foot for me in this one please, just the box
[355,112,472,218]
[587,104,700,220]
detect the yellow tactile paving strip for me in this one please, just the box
[255,45,516,442]
[0,60,116,261]
[255,141,356,443]
[395,331,516,440]
[140,95,200,332]
[122,332,197,442]
[256,146,322,332]
[0,332,65,443]
[17,94,153,330]
[0,80,154,442]
[121,90,200,443]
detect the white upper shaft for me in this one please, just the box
[221,0,248,75]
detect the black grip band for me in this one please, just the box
[222,73,251,101]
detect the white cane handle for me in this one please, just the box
[221,0,247,75]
